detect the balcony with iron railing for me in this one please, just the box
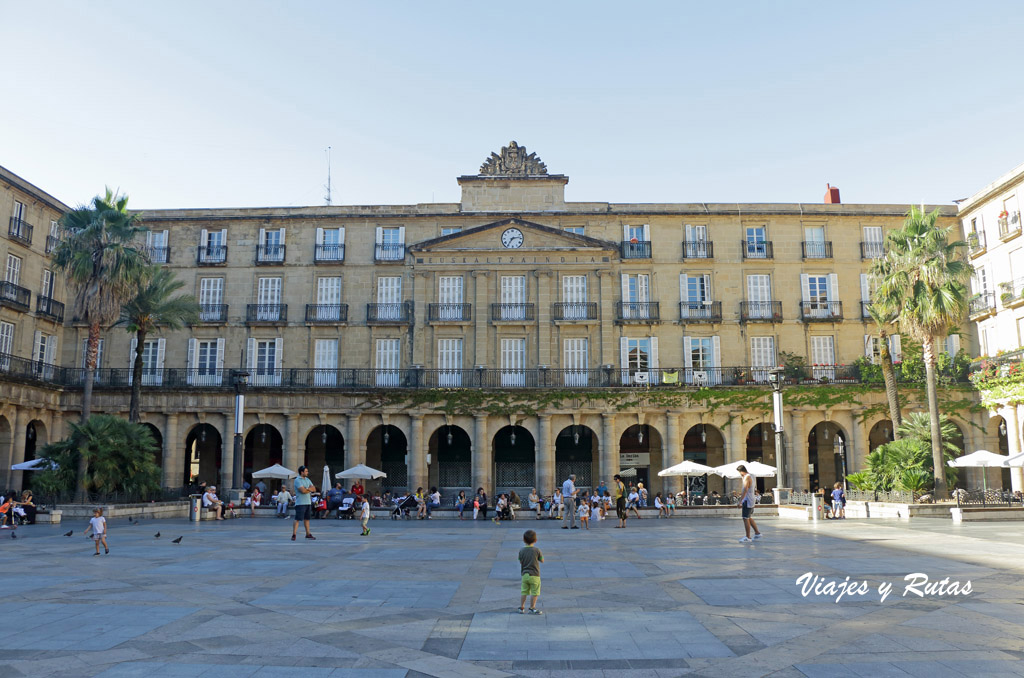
[615,301,660,323]
[197,245,227,265]
[367,301,412,324]
[967,231,986,258]
[620,240,652,259]
[45,235,60,254]
[36,296,64,323]
[553,302,598,321]
[8,217,33,246]
[969,291,997,319]
[739,301,782,322]
[246,304,288,323]
[428,303,472,323]
[681,240,713,259]
[998,211,1021,241]
[314,243,345,262]
[799,300,843,322]
[0,281,30,311]
[305,304,349,323]
[146,246,169,264]
[860,241,885,259]
[741,240,773,259]
[679,300,722,323]
[256,244,286,264]
[374,243,406,262]
[1000,279,1024,309]
[198,304,228,323]
[491,303,535,322]
[802,241,833,259]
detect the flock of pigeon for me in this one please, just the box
[53,515,185,543]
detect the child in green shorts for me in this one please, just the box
[518,529,543,614]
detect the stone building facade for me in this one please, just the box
[1,144,990,498]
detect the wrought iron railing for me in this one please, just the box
[198,304,228,322]
[197,245,227,264]
[801,241,832,259]
[681,240,713,259]
[146,246,169,264]
[620,240,652,258]
[679,301,722,322]
[256,244,286,264]
[952,488,1024,508]
[314,243,345,262]
[0,281,31,311]
[616,301,660,321]
[428,303,472,322]
[367,301,412,323]
[305,304,349,323]
[741,240,773,259]
[739,301,782,322]
[45,235,60,254]
[860,241,884,259]
[998,211,1021,239]
[246,304,287,323]
[8,217,33,245]
[553,302,597,320]
[374,243,405,261]
[36,296,64,323]
[491,303,534,321]
[969,292,996,316]
[799,300,843,321]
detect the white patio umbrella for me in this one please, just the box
[713,460,778,479]
[335,463,387,480]
[659,460,716,499]
[11,458,57,471]
[321,465,331,494]
[1003,451,1024,468]
[251,463,298,480]
[617,467,638,478]
[947,450,1009,493]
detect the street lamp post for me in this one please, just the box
[232,370,249,498]
[833,435,847,493]
[766,367,790,503]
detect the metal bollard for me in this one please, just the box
[811,494,822,522]
[189,495,202,522]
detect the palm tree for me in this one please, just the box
[119,266,200,422]
[51,189,149,502]
[865,302,902,437]
[872,205,972,498]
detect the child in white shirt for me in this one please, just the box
[654,493,670,518]
[360,494,371,536]
[549,490,563,519]
[578,499,590,530]
[85,507,108,555]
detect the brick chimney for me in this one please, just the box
[824,184,840,204]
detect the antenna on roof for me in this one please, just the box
[324,146,332,205]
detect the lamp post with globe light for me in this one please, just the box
[833,435,847,493]
[766,367,790,503]
[231,370,249,499]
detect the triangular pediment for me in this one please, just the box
[409,218,616,253]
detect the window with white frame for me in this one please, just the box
[683,335,721,385]
[498,275,527,320]
[438,276,464,320]
[441,227,461,236]
[746,274,772,318]
[561,275,587,319]
[315,277,343,320]
[259,227,286,262]
[437,338,464,387]
[804,225,826,258]
[256,277,282,320]
[248,337,282,386]
[863,226,884,258]
[620,273,651,318]
[563,337,588,386]
[810,336,835,379]
[315,227,345,261]
[375,226,405,260]
[81,337,105,382]
[500,338,526,387]
[129,337,165,385]
[40,269,54,299]
[188,337,224,386]
[800,273,838,318]
[683,224,710,258]
[376,276,402,319]
[314,338,338,386]
[621,224,650,257]
[146,229,169,263]
[375,338,401,386]
[5,254,22,285]
[619,336,658,385]
[199,277,224,320]
[745,225,768,257]
[564,226,584,235]
[864,334,902,365]
[0,321,13,368]
[32,330,56,378]
[942,334,962,356]
[11,200,25,222]
[199,228,227,262]
[680,273,712,319]
[749,336,775,382]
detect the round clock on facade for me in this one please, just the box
[501,227,524,248]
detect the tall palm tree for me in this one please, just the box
[873,205,972,498]
[865,302,902,437]
[119,266,200,423]
[51,189,149,502]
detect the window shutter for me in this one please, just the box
[338,226,345,244]
[187,338,197,385]
[33,331,41,360]
[679,274,686,302]
[146,231,153,247]
[638,274,649,302]
[621,274,629,300]
[200,228,208,247]
[397,226,405,244]
[683,336,693,369]
[711,336,721,368]
[156,338,166,370]
[375,226,383,244]
[219,228,227,245]
[860,274,870,302]
[828,273,839,301]
[685,224,693,242]
[316,227,324,245]
[247,338,256,371]
[947,334,961,356]
[622,225,630,241]
[215,338,225,371]
[162,230,169,248]
[702,274,711,302]
[278,227,286,244]
[619,336,628,368]
[800,274,810,301]
[864,335,873,358]
[642,224,650,241]
[890,335,902,363]
[45,335,56,364]
[649,337,659,369]
[259,228,266,245]
[274,337,283,371]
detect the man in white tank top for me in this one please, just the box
[737,465,763,544]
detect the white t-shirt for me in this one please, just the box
[578,503,588,517]
[202,492,218,507]
[89,516,106,534]
[360,500,370,519]
[277,490,292,504]
[429,491,440,504]
[654,497,664,508]
[591,506,602,520]
[553,491,562,504]
[628,491,639,503]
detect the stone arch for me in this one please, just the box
[184,423,221,487]
[555,424,597,493]
[244,423,283,488]
[366,425,407,493]
[619,423,664,497]
[807,421,847,493]
[428,424,471,497]
[682,424,726,498]
[868,419,894,453]
[988,415,1011,490]
[141,422,163,469]
[493,425,535,495]
[304,425,345,480]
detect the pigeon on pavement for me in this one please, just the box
[10,532,16,539]
[172,536,182,544]
[154,532,160,538]
[63,530,73,537]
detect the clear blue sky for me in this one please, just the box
[3,1,1023,210]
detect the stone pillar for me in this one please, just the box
[535,271,553,366]
[473,414,490,493]
[9,409,27,490]
[790,410,808,492]
[220,414,234,490]
[536,414,553,494]
[284,414,301,472]
[51,411,66,444]
[601,413,616,487]
[664,411,681,496]
[408,414,425,493]
[1010,406,1024,492]
[597,271,616,365]
[472,271,490,367]
[413,272,430,366]
[348,413,364,466]
[848,412,865,475]
[727,414,743,495]
[333,413,348,468]
[163,413,179,488]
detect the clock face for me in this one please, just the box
[501,228,524,249]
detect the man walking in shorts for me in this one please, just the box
[613,474,628,528]
[737,465,762,543]
[291,465,317,541]
[561,473,578,529]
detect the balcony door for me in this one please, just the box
[811,336,835,380]
[563,338,588,387]
[499,275,526,320]
[750,336,775,383]
[621,274,650,319]
[257,277,281,320]
[375,338,400,387]
[438,276,464,320]
[681,274,711,319]
[199,278,223,321]
[745,226,767,257]
[562,275,587,319]
[314,338,338,386]
[683,335,720,385]
[746,274,771,318]
[316,277,342,321]
[438,338,463,387]
[500,338,526,387]
[377,276,402,320]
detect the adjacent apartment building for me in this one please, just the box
[1,143,987,498]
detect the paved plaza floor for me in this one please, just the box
[2,512,1023,678]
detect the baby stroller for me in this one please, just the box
[391,494,417,520]
[336,495,356,519]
